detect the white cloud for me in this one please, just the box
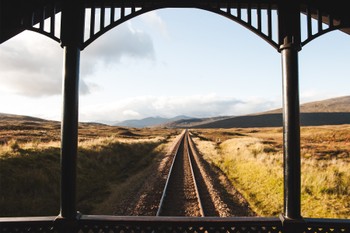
[0,20,155,98]
[140,11,168,37]
[0,33,62,96]
[122,109,140,117]
[0,31,93,97]
[81,22,155,76]
[79,94,281,123]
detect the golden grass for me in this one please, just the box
[1,115,349,218]
[191,125,350,219]
[0,120,180,217]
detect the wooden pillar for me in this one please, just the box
[59,0,84,220]
[278,2,303,224]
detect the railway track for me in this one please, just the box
[115,128,255,216]
[156,129,217,217]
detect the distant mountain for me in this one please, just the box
[2,96,350,129]
[161,116,233,128]
[114,115,192,128]
[192,95,350,128]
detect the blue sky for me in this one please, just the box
[0,9,349,123]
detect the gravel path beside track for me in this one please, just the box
[112,130,256,217]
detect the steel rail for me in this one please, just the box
[156,129,205,217]
[156,130,186,216]
[184,132,205,217]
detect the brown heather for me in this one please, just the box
[0,118,180,216]
[1,115,349,219]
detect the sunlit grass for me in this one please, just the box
[191,126,350,219]
[193,136,283,216]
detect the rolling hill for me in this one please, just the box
[191,112,350,128]
[264,95,350,114]
[1,95,350,129]
[0,113,48,122]
[182,96,350,128]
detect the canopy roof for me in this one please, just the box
[1,0,350,44]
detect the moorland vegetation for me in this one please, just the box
[0,118,180,216]
[0,115,349,219]
[191,126,350,219]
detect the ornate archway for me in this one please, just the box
[1,1,350,232]
[2,1,348,49]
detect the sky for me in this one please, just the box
[0,8,350,124]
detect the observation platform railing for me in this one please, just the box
[1,215,349,233]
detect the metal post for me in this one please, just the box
[59,0,84,221]
[60,45,80,219]
[278,2,303,222]
[280,40,301,219]
[0,0,2,42]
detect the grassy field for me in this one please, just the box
[0,118,180,216]
[1,115,349,219]
[190,125,350,219]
